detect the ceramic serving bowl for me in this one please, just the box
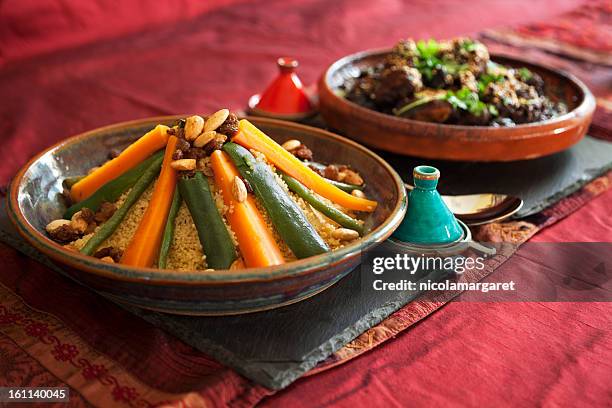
[318,49,596,161]
[7,116,407,316]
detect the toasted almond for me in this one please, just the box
[170,159,196,171]
[232,176,247,203]
[193,130,216,148]
[184,115,205,141]
[230,258,245,270]
[351,189,366,198]
[332,228,359,241]
[45,219,71,233]
[100,256,115,263]
[281,139,301,151]
[204,109,230,132]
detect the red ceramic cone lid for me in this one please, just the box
[255,57,313,114]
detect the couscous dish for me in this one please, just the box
[46,110,378,271]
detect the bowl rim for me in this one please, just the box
[7,115,407,286]
[320,47,596,136]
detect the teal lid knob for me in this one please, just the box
[392,165,464,245]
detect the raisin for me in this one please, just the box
[172,149,183,160]
[94,202,117,224]
[176,138,191,152]
[323,165,340,181]
[291,145,313,161]
[217,113,240,137]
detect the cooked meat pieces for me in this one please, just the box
[343,37,565,126]
[372,65,423,106]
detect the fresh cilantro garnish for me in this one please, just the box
[460,39,478,52]
[416,39,440,59]
[517,67,533,81]
[413,39,467,81]
[477,73,505,93]
[444,87,488,116]
[395,87,497,118]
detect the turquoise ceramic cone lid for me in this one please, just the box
[392,165,464,245]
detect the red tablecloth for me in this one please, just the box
[1,0,611,406]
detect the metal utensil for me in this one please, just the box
[405,184,523,226]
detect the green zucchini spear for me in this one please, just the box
[224,142,329,259]
[178,172,236,269]
[64,150,165,219]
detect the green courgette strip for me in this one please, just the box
[80,154,164,256]
[64,151,165,219]
[224,142,329,259]
[157,189,182,269]
[178,172,236,269]
[304,161,364,192]
[280,173,364,235]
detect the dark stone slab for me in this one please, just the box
[378,136,612,217]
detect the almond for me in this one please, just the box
[281,139,301,151]
[232,176,247,203]
[351,189,366,198]
[46,219,71,233]
[204,109,230,132]
[332,228,359,241]
[193,130,216,148]
[170,159,196,171]
[184,115,205,141]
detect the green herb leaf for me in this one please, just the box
[518,67,533,81]
[444,87,488,116]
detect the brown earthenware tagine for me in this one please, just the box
[318,49,596,162]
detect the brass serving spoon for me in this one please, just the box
[405,184,523,226]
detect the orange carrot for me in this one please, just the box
[70,125,170,202]
[210,150,285,268]
[121,136,178,267]
[232,120,377,212]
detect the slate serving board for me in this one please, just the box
[2,134,611,390]
[378,135,612,218]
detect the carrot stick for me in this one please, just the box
[70,125,170,202]
[232,120,377,212]
[210,150,286,268]
[121,136,178,267]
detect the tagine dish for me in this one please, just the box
[318,37,595,161]
[343,37,567,126]
[44,110,378,271]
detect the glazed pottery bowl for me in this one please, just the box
[318,49,596,161]
[7,116,407,315]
